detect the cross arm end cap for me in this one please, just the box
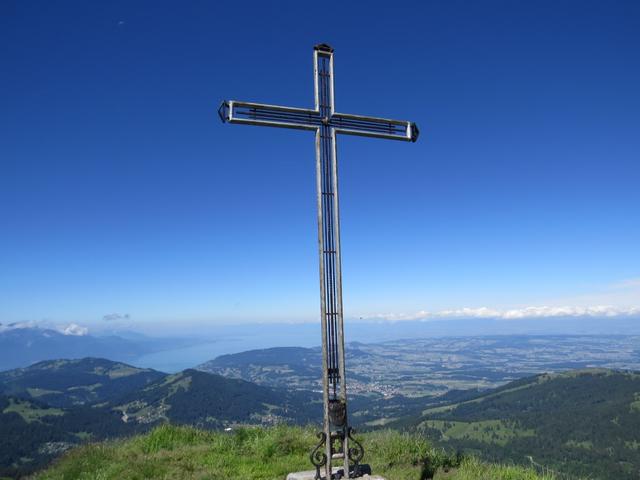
[410,122,420,142]
[314,43,334,53]
[218,100,230,123]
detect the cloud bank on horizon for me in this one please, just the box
[369,305,640,322]
[3,304,639,338]
[0,321,88,336]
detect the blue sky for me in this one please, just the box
[1,0,639,330]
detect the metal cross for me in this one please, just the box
[219,43,418,479]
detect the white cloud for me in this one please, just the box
[0,320,89,336]
[103,313,130,322]
[0,320,39,332]
[438,307,502,318]
[367,305,640,322]
[57,323,89,336]
[501,305,639,319]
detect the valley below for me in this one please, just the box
[199,334,640,397]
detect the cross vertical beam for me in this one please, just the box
[219,43,418,479]
[314,45,350,478]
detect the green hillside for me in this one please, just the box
[0,358,164,408]
[397,369,640,479]
[0,360,318,478]
[111,369,319,427]
[33,424,551,480]
[0,392,137,478]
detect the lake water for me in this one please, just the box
[130,328,321,372]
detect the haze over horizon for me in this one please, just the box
[1,1,639,330]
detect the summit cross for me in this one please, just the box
[218,43,418,479]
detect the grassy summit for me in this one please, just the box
[34,424,552,480]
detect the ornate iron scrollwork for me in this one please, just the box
[347,427,365,475]
[310,431,328,480]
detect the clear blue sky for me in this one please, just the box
[1,0,639,329]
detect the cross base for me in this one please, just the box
[286,465,383,480]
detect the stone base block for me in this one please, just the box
[286,469,385,480]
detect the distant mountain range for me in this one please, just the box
[0,326,196,371]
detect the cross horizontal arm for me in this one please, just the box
[219,100,321,131]
[331,112,419,142]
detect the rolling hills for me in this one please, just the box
[110,368,318,427]
[0,357,164,407]
[395,369,640,479]
[2,355,640,479]
[0,358,318,478]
